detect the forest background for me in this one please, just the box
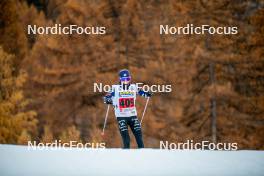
[0,0,264,149]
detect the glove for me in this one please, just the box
[145,92,153,98]
[103,96,112,104]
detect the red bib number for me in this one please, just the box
[119,98,134,109]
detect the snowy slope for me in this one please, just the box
[0,144,263,176]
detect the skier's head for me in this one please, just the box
[119,69,131,85]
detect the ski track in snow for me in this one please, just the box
[0,144,263,176]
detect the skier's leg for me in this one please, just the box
[129,116,144,148]
[117,117,130,149]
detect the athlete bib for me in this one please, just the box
[112,84,138,117]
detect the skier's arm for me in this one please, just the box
[103,91,114,104]
[137,89,152,98]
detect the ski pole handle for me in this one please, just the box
[140,97,150,125]
[101,104,110,136]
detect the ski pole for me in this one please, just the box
[140,97,150,125]
[101,104,110,136]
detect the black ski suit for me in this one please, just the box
[117,116,144,148]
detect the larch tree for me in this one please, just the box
[0,47,38,144]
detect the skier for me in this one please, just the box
[103,69,152,148]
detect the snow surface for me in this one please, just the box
[0,144,264,176]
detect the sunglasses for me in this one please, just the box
[120,77,131,82]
